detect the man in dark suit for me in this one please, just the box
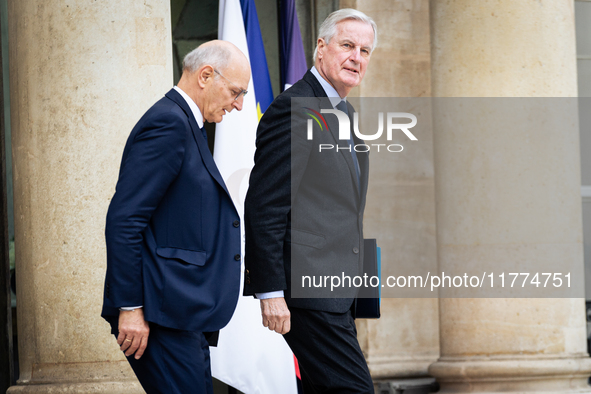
[244,8,378,394]
[102,40,250,394]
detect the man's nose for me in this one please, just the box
[349,48,361,63]
[233,96,244,111]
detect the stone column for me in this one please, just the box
[429,1,591,392]
[341,0,440,381]
[7,1,172,392]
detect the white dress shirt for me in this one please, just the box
[173,85,205,128]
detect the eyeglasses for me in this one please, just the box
[214,69,248,101]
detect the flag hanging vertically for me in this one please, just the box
[279,0,308,90]
[240,0,273,118]
[210,1,298,394]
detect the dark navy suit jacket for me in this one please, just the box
[102,89,241,333]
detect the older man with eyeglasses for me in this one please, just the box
[101,40,250,394]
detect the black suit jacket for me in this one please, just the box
[244,70,369,313]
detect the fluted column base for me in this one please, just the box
[367,355,438,379]
[7,361,144,394]
[7,382,144,394]
[429,355,591,393]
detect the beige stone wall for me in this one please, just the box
[8,0,172,391]
[575,1,591,305]
[430,0,578,97]
[429,0,591,392]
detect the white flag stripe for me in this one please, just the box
[210,1,298,393]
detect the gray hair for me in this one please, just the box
[313,8,378,62]
[182,44,231,73]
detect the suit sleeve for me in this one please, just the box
[244,94,312,295]
[104,111,188,308]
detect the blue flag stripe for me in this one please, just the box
[240,0,274,113]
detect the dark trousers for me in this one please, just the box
[111,322,213,394]
[283,307,374,394]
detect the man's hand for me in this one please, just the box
[117,308,150,359]
[260,297,291,334]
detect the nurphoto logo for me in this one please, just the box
[304,107,418,152]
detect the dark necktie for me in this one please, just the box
[336,100,360,188]
[200,125,208,142]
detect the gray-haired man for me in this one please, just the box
[245,9,377,393]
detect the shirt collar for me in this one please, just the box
[173,86,204,128]
[310,66,345,109]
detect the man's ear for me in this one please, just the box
[197,65,215,88]
[317,38,326,60]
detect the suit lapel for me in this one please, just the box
[324,100,362,199]
[354,132,369,209]
[164,89,232,198]
[302,72,362,200]
[349,101,369,203]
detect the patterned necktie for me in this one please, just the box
[200,125,208,142]
[336,100,360,188]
